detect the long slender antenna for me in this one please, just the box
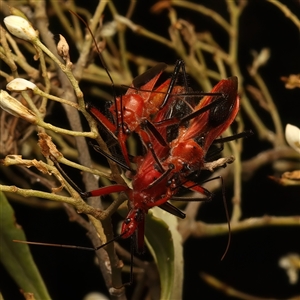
[49,155,87,199]
[13,232,128,252]
[68,10,119,123]
[178,175,231,260]
[13,240,95,251]
[68,10,114,87]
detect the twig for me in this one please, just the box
[201,272,300,300]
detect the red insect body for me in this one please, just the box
[53,52,240,253]
[116,76,240,252]
[15,12,245,287]
[164,76,239,176]
[50,72,239,255]
[89,95,174,252]
[88,67,185,166]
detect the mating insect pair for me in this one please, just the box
[50,60,240,255]
[17,60,240,291]
[15,12,244,290]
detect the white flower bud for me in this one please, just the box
[57,34,70,62]
[249,48,270,76]
[0,90,36,123]
[4,16,38,41]
[6,78,37,92]
[285,124,300,154]
[83,292,109,300]
[101,21,117,37]
[279,253,300,285]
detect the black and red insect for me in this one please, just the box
[14,12,246,290]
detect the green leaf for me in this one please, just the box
[145,207,183,300]
[0,191,51,300]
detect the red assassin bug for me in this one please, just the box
[72,12,222,167]
[87,60,200,167]
[153,76,240,205]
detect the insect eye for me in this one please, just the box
[168,163,175,170]
[125,218,131,224]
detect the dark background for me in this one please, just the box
[1,1,300,299]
